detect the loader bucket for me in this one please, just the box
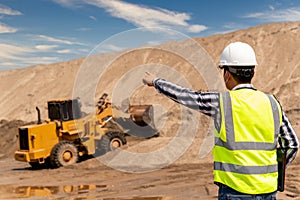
[129,105,153,127]
[113,104,157,138]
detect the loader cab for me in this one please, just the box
[48,99,82,122]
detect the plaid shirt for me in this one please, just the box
[154,78,299,165]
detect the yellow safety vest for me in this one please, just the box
[213,89,282,194]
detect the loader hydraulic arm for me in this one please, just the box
[96,93,113,126]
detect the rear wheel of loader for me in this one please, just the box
[99,132,127,153]
[50,141,78,168]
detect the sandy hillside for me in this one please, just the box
[0,21,299,200]
[0,22,299,121]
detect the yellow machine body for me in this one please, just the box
[15,122,59,163]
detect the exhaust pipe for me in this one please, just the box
[36,106,42,124]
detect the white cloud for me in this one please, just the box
[89,15,97,21]
[0,62,20,69]
[0,33,90,69]
[223,22,246,31]
[147,40,162,46]
[103,44,123,51]
[54,0,207,33]
[0,4,21,34]
[94,43,124,54]
[77,48,90,53]
[37,34,85,45]
[57,49,72,54]
[0,56,58,69]
[14,56,58,64]
[0,23,17,33]
[244,7,300,22]
[209,23,248,35]
[0,43,33,60]
[52,0,83,8]
[0,42,59,69]
[85,0,207,33]
[76,27,92,31]
[35,45,58,51]
[269,5,275,11]
[0,4,22,15]
[188,24,207,33]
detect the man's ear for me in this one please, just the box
[224,70,229,79]
[226,70,234,80]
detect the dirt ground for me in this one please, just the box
[0,157,216,200]
[0,151,299,200]
[0,114,299,200]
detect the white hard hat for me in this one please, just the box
[219,42,257,67]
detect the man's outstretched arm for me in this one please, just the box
[143,72,220,117]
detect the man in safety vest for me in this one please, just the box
[143,42,299,199]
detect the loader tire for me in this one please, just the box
[50,141,78,168]
[99,132,126,154]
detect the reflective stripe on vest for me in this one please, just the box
[214,162,278,174]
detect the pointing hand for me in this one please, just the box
[143,72,156,87]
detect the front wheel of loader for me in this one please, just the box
[50,141,78,168]
[99,132,127,154]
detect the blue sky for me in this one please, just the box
[0,0,300,70]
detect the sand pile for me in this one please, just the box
[0,120,26,159]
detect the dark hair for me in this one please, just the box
[223,66,255,83]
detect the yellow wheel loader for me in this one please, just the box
[14,93,155,168]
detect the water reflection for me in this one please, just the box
[13,184,106,198]
[6,185,166,199]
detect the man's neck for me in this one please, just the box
[231,83,255,90]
